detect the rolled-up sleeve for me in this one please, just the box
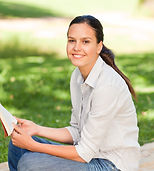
[75,85,120,162]
[65,109,80,144]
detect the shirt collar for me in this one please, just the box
[76,56,104,88]
[76,68,84,85]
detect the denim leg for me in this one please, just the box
[8,136,62,171]
[8,139,28,171]
[17,154,121,171]
[8,136,121,171]
[88,158,121,171]
[17,152,88,171]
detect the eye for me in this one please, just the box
[68,39,75,43]
[83,40,90,44]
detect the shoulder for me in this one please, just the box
[93,62,132,102]
[93,63,135,110]
[98,62,128,90]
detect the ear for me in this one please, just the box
[97,41,103,54]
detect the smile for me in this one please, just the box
[73,54,84,59]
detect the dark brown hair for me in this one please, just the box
[68,15,136,100]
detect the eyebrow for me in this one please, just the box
[68,36,92,40]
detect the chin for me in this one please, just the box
[71,61,81,67]
[69,55,86,67]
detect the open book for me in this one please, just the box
[0,104,17,137]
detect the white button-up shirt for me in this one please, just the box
[66,57,140,171]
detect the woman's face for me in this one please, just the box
[66,23,102,72]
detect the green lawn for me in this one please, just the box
[117,53,154,145]
[0,41,74,162]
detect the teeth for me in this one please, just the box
[73,55,82,58]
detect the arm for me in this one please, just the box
[31,141,85,162]
[15,118,73,144]
[11,125,85,163]
[37,126,73,144]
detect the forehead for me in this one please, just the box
[68,23,96,38]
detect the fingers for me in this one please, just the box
[13,123,23,134]
[14,117,24,124]
[11,129,21,147]
[11,126,20,140]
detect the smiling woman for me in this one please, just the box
[67,23,102,79]
[8,15,140,171]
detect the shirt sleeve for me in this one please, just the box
[75,85,121,162]
[65,109,80,144]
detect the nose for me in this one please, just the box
[73,42,81,51]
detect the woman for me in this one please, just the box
[8,15,140,171]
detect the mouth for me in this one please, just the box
[72,54,85,59]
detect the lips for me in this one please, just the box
[72,54,84,59]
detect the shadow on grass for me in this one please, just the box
[0,42,72,127]
[116,53,154,87]
[0,0,63,18]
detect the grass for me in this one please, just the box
[116,53,154,145]
[0,0,139,18]
[0,40,74,162]
[0,39,154,163]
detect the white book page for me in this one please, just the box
[0,104,17,136]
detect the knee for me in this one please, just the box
[8,139,13,150]
[17,153,35,171]
[8,139,22,154]
[8,139,18,153]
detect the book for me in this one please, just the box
[0,103,17,137]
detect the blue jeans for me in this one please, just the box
[8,136,121,171]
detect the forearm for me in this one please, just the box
[36,126,73,144]
[12,125,84,162]
[30,141,85,163]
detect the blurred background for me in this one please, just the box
[0,0,154,163]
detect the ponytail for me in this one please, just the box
[100,45,137,100]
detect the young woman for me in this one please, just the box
[8,15,140,171]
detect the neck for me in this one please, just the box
[79,62,95,81]
[79,68,90,81]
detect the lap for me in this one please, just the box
[17,152,119,171]
[10,136,119,171]
[17,152,88,171]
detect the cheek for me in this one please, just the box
[86,45,97,55]
[66,44,70,56]
[66,43,72,54]
[66,45,73,60]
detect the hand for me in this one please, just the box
[11,124,36,150]
[15,117,39,136]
